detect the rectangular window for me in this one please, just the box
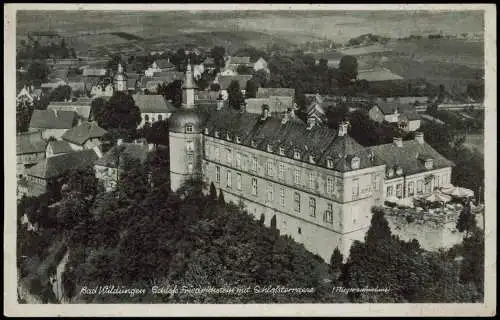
[294,192,301,212]
[294,151,301,160]
[266,160,274,177]
[372,174,380,191]
[443,174,448,186]
[226,170,232,188]
[216,166,220,183]
[324,203,333,224]
[236,173,242,190]
[278,162,284,179]
[251,178,257,196]
[352,178,359,199]
[396,183,403,198]
[294,168,301,185]
[327,176,334,194]
[186,141,194,152]
[267,184,273,202]
[387,185,394,197]
[226,148,232,164]
[236,153,242,168]
[417,180,423,194]
[408,181,415,196]
[251,156,257,172]
[309,197,316,217]
[215,147,220,161]
[279,187,285,207]
[435,176,440,189]
[425,180,432,193]
[309,172,315,190]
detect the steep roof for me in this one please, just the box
[369,139,455,176]
[94,143,149,168]
[154,59,175,70]
[47,140,74,155]
[29,110,78,130]
[26,149,99,179]
[373,102,421,121]
[47,100,92,120]
[149,71,184,82]
[245,97,293,114]
[204,110,383,172]
[257,87,295,98]
[83,68,107,77]
[229,56,251,65]
[16,131,47,155]
[132,94,176,113]
[61,121,107,145]
[218,75,253,90]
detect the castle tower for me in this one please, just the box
[113,63,127,92]
[168,60,203,192]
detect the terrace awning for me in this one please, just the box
[440,186,474,198]
[423,191,452,203]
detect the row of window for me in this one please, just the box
[386,174,448,198]
[143,114,164,122]
[215,166,336,225]
[209,146,344,194]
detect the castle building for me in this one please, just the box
[168,64,454,262]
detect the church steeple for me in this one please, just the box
[113,63,127,92]
[182,59,197,109]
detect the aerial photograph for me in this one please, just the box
[13,7,486,306]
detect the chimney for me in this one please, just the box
[415,132,424,144]
[337,121,349,137]
[117,138,123,146]
[393,137,403,147]
[260,105,270,121]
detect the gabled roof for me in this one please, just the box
[83,68,107,77]
[218,75,253,90]
[94,143,149,168]
[29,110,78,130]
[369,140,455,176]
[153,59,175,70]
[132,94,176,113]
[47,99,93,120]
[149,71,184,82]
[257,87,295,98]
[16,131,47,155]
[47,140,74,155]
[204,110,383,172]
[373,102,421,121]
[26,149,99,179]
[61,121,107,146]
[229,56,251,65]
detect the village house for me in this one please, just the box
[368,101,422,132]
[132,94,177,128]
[139,71,184,93]
[47,98,94,122]
[61,121,108,150]
[17,85,42,105]
[369,133,454,201]
[41,78,67,90]
[144,59,176,77]
[16,131,48,178]
[29,109,79,140]
[24,148,102,197]
[216,75,253,100]
[94,140,150,192]
[45,140,74,158]
[244,97,294,115]
[256,87,295,110]
[195,90,220,105]
[203,57,216,71]
[225,56,252,69]
[253,57,269,72]
[82,67,107,77]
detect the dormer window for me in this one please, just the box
[214,130,219,138]
[267,144,273,152]
[309,155,315,164]
[425,159,433,170]
[293,150,301,160]
[387,168,394,178]
[204,127,209,135]
[396,166,403,176]
[251,140,257,147]
[185,124,193,133]
[226,133,232,141]
[279,147,285,155]
[351,156,360,170]
[236,136,241,144]
[326,159,334,169]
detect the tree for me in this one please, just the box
[338,55,358,87]
[245,79,258,99]
[99,92,141,131]
[253,69,270,88]
[106,55,123,73]
[49,85,72,102]
[209,183,217,202]
[210,46,226,70]
[456,202,475,236]
[159,80,183,108]
[236,65,254,75]
[227,80,244,110]
[90,97,107,123]
[27,62,50,85]
[171,48,187,72]
[270,215,277,230]
[218,189,225,204]
[329,247,343,276]
[365,209,391,244]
